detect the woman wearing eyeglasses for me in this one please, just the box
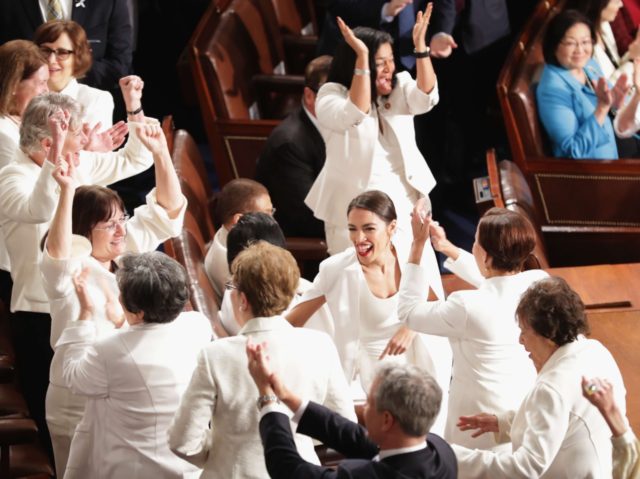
[536,10,631,159]
[41,116,188,478]
[34,20,114,129]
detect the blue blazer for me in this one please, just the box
[536,59,618,159]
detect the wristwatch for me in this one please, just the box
[256,394,280,411]
[414,47,431,58]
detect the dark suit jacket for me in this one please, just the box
[317,0,385,55]
[256,106,326,238]
[0,0,132,90]
[431,0,510,54]
[259,402,458,479]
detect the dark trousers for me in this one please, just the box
[9,310,54,462]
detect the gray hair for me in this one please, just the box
[19,92,83,154]
[116,252,190,324]
[374,364,442,437]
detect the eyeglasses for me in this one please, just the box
[224,280,237,291]
[559,39,593,50]
[93,214,130,232]
[40,47,74,60]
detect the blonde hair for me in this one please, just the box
[231,241,299,317]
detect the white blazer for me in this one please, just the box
[0,115,19,272]
[306,71,438,229]
[0,120,154,313]
[399,249,545,448]
[168,316,356,479]
[453,337,627,478]
[61,312,213,479]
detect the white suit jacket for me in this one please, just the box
[168,316,356,479]
[61,312,213,479]
[306,71,438,228]
[0,115,19,272]
[453,337,627,478]
[0,120,153,313]
[399,249,545,448]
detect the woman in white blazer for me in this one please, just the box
[399,206,546,449]
[305,9,441,292]
[287,191,452,432]
[42,118,189,477]
[62,251,212,479]
[35,20,114,129]
[168,241,356,479]
[454,277,627,478]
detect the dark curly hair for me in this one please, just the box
[516,276,590,346]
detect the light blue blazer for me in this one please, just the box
[536,59,618,159]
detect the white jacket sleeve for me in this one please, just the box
[453,383,571,479]
[318,333,357,423]
[60,321,109,397]
[315,83,368,133]
[398,72,439,116]
[443,249,485,287]
[398,262,469,338]
[168,349,216,467]
[0,159,58,224]
[124,188,186,253]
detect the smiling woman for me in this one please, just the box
[34,20,114,128]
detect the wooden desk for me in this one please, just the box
[443,263,640,433]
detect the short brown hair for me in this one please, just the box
[231,241,299,317]
[477,207,536,272]
[516,276,590,346]
[34,20,93,79]
[305,55,332,92]
[72,185,126,239]
[0,40,47,115]
[215,178,269,226]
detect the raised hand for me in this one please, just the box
[384,0,413,18]
[430,33,458,58]
[84,121,128,152]
[52,152,78,191]
[413,2,432,52]
[137,124,168,156]
[457,413,499,437]
[627,29,640,60]
[594,76,614,110]
[379,325,416,359]
[634,57,640,92]
[72,267,94,321]
[336,16,368,58]
[246,339,274,393]
[119,75,144,114]
[47,108,70,164]
[611,74,630,112]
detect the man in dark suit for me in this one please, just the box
[247,341,457,479]
[256,55,332,238]
[0,0,132,90]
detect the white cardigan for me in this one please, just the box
[0,120,154,313]
[0,115,19,272]
[306,71,438,229]
[168,316,356,479]
[453,337,627,478]
[399,249,545,448]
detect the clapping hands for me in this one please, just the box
[84,121,128,153]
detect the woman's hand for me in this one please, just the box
[72,268,94,321]
[119,75,144,118]
[246,339,275,394]
[412,2,432,52]
[52,153,77,191]
[137,124,168,156]
[47,108,70,164]
[336,16,368,58]
[633,57,640,92]
[102,279,125,328]
[627,30,640,60]
[582,376,627,437]
[611,74,630,112]
[379,325,416,359]
[84,121,128,152]
[457,413,499,437]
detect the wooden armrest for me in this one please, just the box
[252,74,305,94]
[285,237,328,262]
[0,418,38,445]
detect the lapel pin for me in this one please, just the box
[75,0,86,8]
